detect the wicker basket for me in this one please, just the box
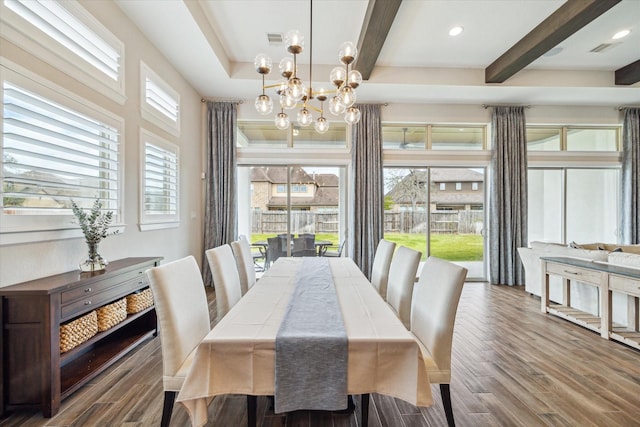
[126,288,154,314]
[96,298,127,332]
[60,310,98,354]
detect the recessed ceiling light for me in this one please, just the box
[612,29,631,39]
[449,26,463,37]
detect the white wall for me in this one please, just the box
[0,1,204,287]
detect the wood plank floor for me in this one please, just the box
[3,282,640,426]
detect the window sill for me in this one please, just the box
[0,225,126,246]
[138,221,179,232]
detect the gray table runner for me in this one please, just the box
[274,257,348,413]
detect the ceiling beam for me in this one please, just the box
[353,0,403,80]
[485,0,622,84]
[615,59,640,85]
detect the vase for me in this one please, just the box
[79,241,108,272]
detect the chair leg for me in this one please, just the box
[440,383,455,427]
[361,394,369,427]
[247,395,257,427]
[161,391,176,427]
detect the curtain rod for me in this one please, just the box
[201,98,244,104]
[482,104,531,109]
[617,105,640,110]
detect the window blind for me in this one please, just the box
[143,141,178,218]
[4,0,121,81]
[145,77,179,123]
[2,82,120,213]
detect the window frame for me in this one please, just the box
[139,128,180,231]
[1,59,124,245]
[1,0,126,104]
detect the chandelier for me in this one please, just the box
[253,0,362,133]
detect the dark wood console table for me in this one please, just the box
[0,257,162,417]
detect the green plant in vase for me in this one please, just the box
[71,199,118,272]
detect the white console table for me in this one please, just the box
[541,256,640,350]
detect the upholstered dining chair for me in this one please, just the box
[205,244,242,322]
[370,239,396,300]
[145,256,211,427]
[230,235,257,295]
[411,256,467,427]
[385,246,422,329]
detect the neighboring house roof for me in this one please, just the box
[432,192,484,205]
[387,168,485,205]
[250,166,316,184]
[431,168,484,183]
[313,174,339,187]
[267,187,339,208]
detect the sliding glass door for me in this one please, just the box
[238,165,345,267]
[384,167,486,280]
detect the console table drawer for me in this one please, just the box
[609,275,640,297]
[61,275,148,321]
[546,262,602,285]
[61,269,145,304]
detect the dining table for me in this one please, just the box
[176,257,433,427]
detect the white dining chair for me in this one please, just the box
[145,256,211,427]
[411,256,467,427]
[370,239,396,300]
[230,235,256,295]
[205,244,242,322]
[386,246,422,329]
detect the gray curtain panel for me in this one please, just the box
[489,106,528,285]
[350,104,384,278]
[622,107,640,244]
[202,101,238,287]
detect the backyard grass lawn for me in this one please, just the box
[384,233,483,261]
[251,233,482,262]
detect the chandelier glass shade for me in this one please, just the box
[254,2,362,133]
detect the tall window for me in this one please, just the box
[527,126,621,244]
[140,130,179,230]
[382,125,485,150]
[1,0,125,102]
[1,74,122,238]
[141,62,180,136]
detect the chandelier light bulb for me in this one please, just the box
[288,77,306,101]
[285,30,304,54]
[297,107,313,127]
[348,69,362,88]
[279,57,295,78]
[330,66,346,88]
[328,95,345,115]
[255,94,273,115]
[338,85,356,108]
[315,116,329,133]
[338,41,357,65]
[344,106,361,125]
[254,53,272,74]
[280,94,297,110]
[275,111,290,130]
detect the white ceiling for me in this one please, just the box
[116,0,640,107]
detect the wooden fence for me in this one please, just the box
[251,210,483,234]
